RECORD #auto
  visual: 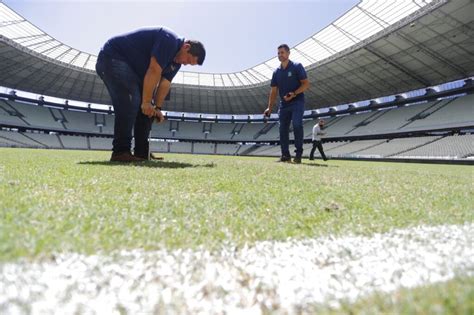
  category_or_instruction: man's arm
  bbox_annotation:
[264,86,278,116]
[315,125,326,136]
[284,79,310,101]
[152,77,171,123]
[141,56,163,118]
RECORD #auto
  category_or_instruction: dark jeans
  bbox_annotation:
[310,140,327,160]
[95,51,152,157]
[278,101,304,158]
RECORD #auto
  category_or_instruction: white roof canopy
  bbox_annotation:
[0,0,433,87]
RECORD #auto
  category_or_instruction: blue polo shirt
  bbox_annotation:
[270,60,307,106]
[101,27,183,82]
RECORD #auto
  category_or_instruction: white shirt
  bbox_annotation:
[312,124,325,141]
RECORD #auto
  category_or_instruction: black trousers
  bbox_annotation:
[96,51,153,157]
[309,140,327,160]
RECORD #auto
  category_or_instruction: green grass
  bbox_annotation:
[0,147,472,261]
[313,276,474,315]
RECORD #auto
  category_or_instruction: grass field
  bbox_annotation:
[0,147,472,261]
[0,147,472,313]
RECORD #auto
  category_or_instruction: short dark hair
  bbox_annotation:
[186,40,206,65]
[278,44,290,52]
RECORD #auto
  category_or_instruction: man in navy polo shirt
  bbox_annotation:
[96,27,205,162]
[264,44,310,164]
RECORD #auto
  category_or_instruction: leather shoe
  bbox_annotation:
[110,152,146,162]
[150,153,164,160]
[278,156,291,162]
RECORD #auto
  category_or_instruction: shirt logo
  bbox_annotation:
[288,71,292,77]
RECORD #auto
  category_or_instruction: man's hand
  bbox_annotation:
[263,107,272,117]
[283,92,296,102]
[141,102,156,118]
[154,108,165,123]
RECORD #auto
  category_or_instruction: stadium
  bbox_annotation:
[0,0,473,313]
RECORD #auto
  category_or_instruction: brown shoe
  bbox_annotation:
[150,153,164,160]
[278,156,292,163]
[110,152,146,162]
[133,153,164,161]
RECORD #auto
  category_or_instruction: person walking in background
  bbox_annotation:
[96,27,205,162]
[309,119,328,161]
[263,44,310,164]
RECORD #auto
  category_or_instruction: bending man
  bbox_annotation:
[96,27,205,162]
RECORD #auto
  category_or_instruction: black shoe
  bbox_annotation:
[278,156,291,162]
[293,157,302,164]
[323,157,329,161]
[309,157,314,161]
[110,152,146,162]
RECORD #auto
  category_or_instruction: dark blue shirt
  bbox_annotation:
[102,27,183,82]
[270,60,307,105]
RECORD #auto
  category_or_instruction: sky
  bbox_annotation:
[3,0,359,73]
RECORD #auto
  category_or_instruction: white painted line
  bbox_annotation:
[1,224,473,314]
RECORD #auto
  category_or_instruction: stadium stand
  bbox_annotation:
[169,142,193,154]
[1,90,473,162]
[4,93,472,142]
[59,135,89,150]
[193,143,216,155]
[215,143,241,156]
[395,134,474,159]
[89,137,112,150]
[25,132,63,149]
[352,136,443,158]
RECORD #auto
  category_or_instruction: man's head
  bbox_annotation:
[277,44,290,63]
[319,119,325,127]
[174,40,206,66]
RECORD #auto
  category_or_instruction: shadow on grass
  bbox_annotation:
[302,162,336,168]
[78,160,215,169]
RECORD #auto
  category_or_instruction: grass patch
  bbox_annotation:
[0,148,472,261]
[314,276,474,315]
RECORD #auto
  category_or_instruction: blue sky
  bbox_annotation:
[4,0,358,73]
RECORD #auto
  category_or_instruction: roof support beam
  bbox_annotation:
[356,5,389,28]
[0,20,24,27]
[248,68,268,82]
[399,32,468,77]
[83,54,92,68]
[69,51,82,65]
[311,37,337,54]
[37,42,63,55]
[332,23,360,44]
[293,47,316,63]
[11,34,44,42]
[25,38,54,48]
[242,70,261,85]
[54,47,73,61]
[364,46,431,86]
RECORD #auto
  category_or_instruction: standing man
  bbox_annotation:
[264,44,310,164]
[309,119,328,161]
[96,27,205,162]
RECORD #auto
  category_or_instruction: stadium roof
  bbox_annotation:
[0,0,473,114]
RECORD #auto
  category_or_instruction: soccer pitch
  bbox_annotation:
[0,147,472,313]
